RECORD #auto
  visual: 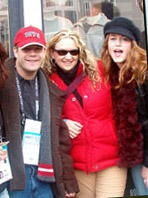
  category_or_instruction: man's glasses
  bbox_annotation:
[54,49,79,56]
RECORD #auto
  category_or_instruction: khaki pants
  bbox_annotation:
[75,166,127,198]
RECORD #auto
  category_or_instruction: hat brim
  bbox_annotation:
[19,42,46,49]
[105,27,135,41]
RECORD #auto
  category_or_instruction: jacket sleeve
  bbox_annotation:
[136,81,148,167]
[59,120,79,194]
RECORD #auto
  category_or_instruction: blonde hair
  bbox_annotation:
[43,29,100,84]
[101,35,147,87]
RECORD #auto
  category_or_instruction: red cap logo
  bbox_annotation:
[14,26,46,49]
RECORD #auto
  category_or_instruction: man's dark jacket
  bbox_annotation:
[0,58,79,197]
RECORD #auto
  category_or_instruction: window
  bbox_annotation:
[42,0,147,56]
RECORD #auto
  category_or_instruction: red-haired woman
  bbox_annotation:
[101,17,147,196]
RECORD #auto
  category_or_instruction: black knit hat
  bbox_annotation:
[104,17,141,43]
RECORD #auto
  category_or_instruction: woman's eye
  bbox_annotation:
[110,37,116,40]
[122,37,130,41]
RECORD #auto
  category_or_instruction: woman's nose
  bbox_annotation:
[115,39,121,45]
[65,52,73,59]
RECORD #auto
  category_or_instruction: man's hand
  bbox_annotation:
[65,192,76,198]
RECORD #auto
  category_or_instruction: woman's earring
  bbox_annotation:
[51,58,56,66]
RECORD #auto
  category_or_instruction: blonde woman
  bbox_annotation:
[44,29,144,198]
[101,17,147,196]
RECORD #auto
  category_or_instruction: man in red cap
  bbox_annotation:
[0,26,78,197]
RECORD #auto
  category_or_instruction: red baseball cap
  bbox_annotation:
[13,26,46,49]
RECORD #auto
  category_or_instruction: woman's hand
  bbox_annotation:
[0,146,7,161]
[141,166,148,188]
[63,119,83,139]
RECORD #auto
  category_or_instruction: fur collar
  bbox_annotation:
[111,69,143,167]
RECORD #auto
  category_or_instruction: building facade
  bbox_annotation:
[0,0,147,55]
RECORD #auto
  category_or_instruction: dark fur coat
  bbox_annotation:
[110,66,143,168]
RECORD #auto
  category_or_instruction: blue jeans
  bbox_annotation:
[131,164,148,195]
[0,189,9,198]
[8,165,54,198]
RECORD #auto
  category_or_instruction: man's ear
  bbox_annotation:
[13,47,18,58]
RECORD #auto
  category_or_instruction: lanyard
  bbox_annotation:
[16,73,39,124]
